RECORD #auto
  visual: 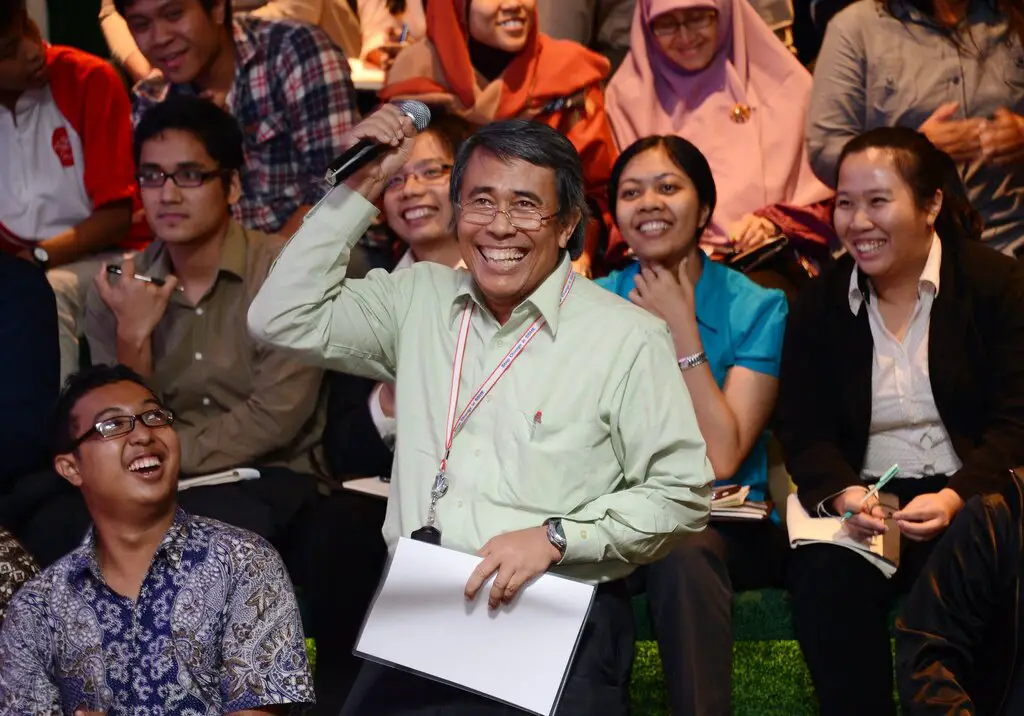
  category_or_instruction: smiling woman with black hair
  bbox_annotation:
[777,126,1024,715]
[597,134,789,715]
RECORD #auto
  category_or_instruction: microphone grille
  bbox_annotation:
[394,100,432,132]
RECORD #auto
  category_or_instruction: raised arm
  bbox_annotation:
[247,106,420,380]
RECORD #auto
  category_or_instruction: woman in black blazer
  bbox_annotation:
[776,127,1024,716]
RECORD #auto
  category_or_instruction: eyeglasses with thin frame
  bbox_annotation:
[71,408,175,450]
[384,162,453,193]
[650,9,718,37]
[457,201,559,232]
[136,168,230,189]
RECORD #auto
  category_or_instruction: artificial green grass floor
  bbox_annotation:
[631,640,818,716]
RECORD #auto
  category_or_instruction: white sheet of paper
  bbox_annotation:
[348,59,385,91]
[355,537,596,716]
[342,476,390,500]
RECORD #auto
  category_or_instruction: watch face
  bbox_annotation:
[32,247,49,264]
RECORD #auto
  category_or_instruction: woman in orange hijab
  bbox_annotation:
[381,0,619,277]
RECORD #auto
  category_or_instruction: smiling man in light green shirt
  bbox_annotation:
[249,106,712,715]
[250,105,712,577]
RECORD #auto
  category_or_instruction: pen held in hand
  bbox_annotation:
[840,464,899,525]
[106,264,183,290]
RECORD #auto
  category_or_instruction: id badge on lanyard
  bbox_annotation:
[411,266,575,544]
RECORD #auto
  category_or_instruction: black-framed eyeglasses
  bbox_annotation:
[385,162,453,192]
[71,408,175,450]
[457,203,559,232]
[650,9,718,37]
[137,168,229,189]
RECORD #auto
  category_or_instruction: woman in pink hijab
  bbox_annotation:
[606,0,831,259]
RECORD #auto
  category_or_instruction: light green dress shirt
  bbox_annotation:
[248,186,713,582]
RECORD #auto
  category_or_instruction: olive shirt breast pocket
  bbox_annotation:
[499,410,609,512]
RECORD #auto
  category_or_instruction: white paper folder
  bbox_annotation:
[354,537,597,715]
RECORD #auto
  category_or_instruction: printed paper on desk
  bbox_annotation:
[354,537,597,715]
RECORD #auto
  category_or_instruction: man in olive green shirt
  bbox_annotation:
[249,108,712,715]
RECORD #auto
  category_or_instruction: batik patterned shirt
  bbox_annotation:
[0,510,313,714]
[0,528,37,626]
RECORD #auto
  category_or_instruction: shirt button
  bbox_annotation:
[196,308,204,316]
[202,397,211,406]
[457,500,464,508]
[474,449,481,457]
[194,352,203,361]
[580,529,588,540]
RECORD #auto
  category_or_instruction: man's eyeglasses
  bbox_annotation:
[385,162,453,193]
[137,168,229,189]
[458,202,558,232]
[650,9,718,37]
[71,408,175,450]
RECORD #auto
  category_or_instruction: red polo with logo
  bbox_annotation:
[0,45,144,252]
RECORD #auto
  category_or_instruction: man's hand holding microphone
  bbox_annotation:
[334,102,428,202]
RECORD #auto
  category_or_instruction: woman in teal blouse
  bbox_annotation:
[597,135,789,715]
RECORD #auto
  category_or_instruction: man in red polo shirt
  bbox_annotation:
[0,0,138,382]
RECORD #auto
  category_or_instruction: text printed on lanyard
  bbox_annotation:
[424,265,575,529]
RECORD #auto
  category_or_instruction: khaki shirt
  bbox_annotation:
[85,220,326,477]
[248,187,713,583]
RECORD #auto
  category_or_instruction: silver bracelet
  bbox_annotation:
[678,351,708,371]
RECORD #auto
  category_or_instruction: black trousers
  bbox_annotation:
[631,519,789,716]
[788,475,949,716]
[338,582,635,716]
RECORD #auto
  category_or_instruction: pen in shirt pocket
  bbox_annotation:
[530,410,542,438]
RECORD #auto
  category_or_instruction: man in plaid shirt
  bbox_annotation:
[120,0,359,236]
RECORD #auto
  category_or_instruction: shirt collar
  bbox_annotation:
[691,252,719,335]
[133,18,251,103]
[232,16,260,71]
[453,252,573,334]
[149,219,249,283]
[848,233,942,315]
[69,508,191,585]
[617,254,719,334]
[395,249,417,271]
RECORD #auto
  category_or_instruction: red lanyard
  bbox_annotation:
[425,265,575,527]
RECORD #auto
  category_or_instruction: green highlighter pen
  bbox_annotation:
[840,464,899,525]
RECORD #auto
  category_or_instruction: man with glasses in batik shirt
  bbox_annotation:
[0,364,314,714]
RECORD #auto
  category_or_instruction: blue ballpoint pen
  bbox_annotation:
[840,464,899,524]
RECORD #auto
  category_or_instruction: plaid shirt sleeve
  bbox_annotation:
[275,25,360,207]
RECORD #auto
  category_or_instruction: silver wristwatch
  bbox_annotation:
[543,518,567,558]
[678,351,708,371]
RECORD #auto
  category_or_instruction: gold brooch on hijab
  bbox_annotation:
[729,104,752,123]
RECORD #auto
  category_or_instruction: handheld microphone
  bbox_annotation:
[324,100,432,186]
